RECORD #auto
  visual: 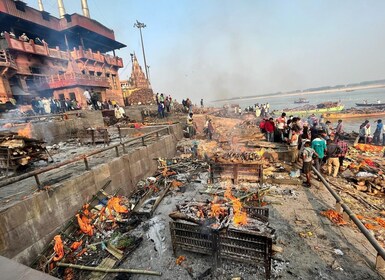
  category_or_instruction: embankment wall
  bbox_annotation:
[0,124,183,265]
[10,111,104,144]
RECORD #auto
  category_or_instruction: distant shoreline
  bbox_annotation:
[211,84,385,103]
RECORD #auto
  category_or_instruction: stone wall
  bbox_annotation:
[10,111,104,144]
[0,124,183,265]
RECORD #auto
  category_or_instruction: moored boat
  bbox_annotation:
[276,102,344,116]
[294,98,309,104]
[325,109,385,119]
[355,103,385,108]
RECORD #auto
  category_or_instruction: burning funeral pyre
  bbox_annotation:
[169,182,275,279]
[32,181,149,278]
[33,158,210,279]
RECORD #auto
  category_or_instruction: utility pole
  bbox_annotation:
[134,20,149,81]
[146,65,151,83]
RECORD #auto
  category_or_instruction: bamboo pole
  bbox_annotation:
[56,262,162,276]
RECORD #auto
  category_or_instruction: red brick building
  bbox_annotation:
[0,0,126,107]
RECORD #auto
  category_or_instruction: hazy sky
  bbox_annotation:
[27,0,385,103]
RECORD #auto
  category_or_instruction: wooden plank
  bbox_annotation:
[247,141,287,149]
[266,177,303,185]
[86,257,116,280]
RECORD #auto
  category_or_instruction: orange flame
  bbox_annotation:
[18,123,32,138]
[210,196,226,218]
[224,187,247,226]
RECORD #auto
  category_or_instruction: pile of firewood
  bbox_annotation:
[0,132,48,171]
[169,198,275,235]
[213,151,263,163]
[127,88,154,105]
[347,173,385,195]
[344,144,385,195]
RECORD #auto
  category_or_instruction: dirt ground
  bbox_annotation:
[104,167,384,280]
[2,112,385,280]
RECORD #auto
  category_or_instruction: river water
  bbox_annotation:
[216,87,385,133]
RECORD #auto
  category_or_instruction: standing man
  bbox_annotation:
[323,121,332,140]
[326,139,341,177]
[207,119,214,140]
[373,119,383,145]
[264,118,275,142]
[187,113,197,138]
[288,128,300,163]
[90,89,98,110]
[276,113,287,142]
[200,99,204,108]
[383,121,385,146]
[83,88,91,108]
[311,134,327,172]
[336,137,348,172]
[334,119,344,142]
[359,123,371,144]
[302,140,318,187]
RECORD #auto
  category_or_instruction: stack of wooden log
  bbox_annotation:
[344,144,385,195]
[0,131,48,171]
[213,151,264,164]
[127,88,154,105]
[348,173,385,195]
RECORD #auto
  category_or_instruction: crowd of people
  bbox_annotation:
[31,97,80,114]
[1,31,47,46]
[257,112,383,187]
[155,93,174,118]
[358,119,384,146]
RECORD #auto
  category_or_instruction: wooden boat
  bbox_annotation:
[277,102,344,116]
[294,98,309,104]
[356,103,385,108]
[325,109,385,119]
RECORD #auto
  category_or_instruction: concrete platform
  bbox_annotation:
[0,256,58,280]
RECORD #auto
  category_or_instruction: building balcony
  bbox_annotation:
[32,73,110,90]
[71,47,123,68]
[0,33,69,60]
[1,34,123,68]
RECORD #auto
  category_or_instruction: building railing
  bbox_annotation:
[0,127,171,189]
[71,47,123,67]
[32,73,110,90]
[0,49,17,70]
[1,33,123,67]
[1,33,69,60]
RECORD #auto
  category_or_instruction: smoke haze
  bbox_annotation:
[27,0,385,104]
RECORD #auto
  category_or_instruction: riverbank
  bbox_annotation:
[212,84,385,103]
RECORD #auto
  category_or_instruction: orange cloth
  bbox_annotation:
[354,144,384,153]
[70,240,83,251]
[375,217,385,228]
[107,197,128,214]
[76,214,93,236]
[53,235,64,261]
[320,209,347,225]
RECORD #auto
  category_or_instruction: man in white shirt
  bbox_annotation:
[83,89,91,104]
[114,105,126,120]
